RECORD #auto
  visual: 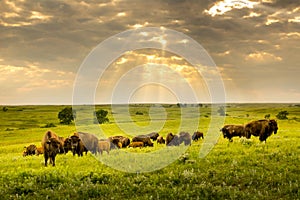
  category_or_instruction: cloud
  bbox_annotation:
[245,51,282,63]
[204,0,259,17]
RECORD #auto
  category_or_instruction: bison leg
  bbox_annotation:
[44,153,49,166]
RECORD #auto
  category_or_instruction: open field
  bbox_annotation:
[0,104,299,199]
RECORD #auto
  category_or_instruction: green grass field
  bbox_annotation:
[0,104,299,199]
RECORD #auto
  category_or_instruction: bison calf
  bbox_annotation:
[98,140,110,155]
[157,136,165,144]
[128,141,144,148]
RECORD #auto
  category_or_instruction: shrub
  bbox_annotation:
[276,111,289,120]
[41,123,57,128]
[94,109,109,124]
[2,107,8,112]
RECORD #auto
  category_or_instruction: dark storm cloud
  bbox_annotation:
[0,0,299,103]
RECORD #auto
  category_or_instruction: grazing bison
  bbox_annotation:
[220,125,245,142]
[77,132,99,154]
[98,140,110,155]
[132,135,154,147]
[245,119,278,142]
[145,132,160,141]
[42,130,61,166]
[192,131,204,141]
[166,133,180,146]
[108,136,126,149]
[35,146,44,156]
[178,132,192,146]
[128,141,144,148]
[157,136,165,144]
[23,144,37,156]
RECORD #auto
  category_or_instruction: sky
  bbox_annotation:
[0,0,300,105]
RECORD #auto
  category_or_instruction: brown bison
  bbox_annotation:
[220,125,245,142]
[35,146,44,156]
[108,136,128,149]
[58,136,66,154]
[132,135,154,147]
[98,140,110,155]
[23,144,37,156]
[192,131,204,141]
[42,130,61,166]
[128,141,144,148]
[145,132,160,141]
[157,136,165,144]
[69,134,87,157]
[77,132,99,154]
[178,132,192,146]
[166,133,180,146]
[63,137,72,154]
[245,119,278,142]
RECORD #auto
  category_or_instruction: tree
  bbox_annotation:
[276,110,289,120]
[2,107,8,112]
[58,107,75,124]
[94,109,109,124]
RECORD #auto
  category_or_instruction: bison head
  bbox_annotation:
[269,120,278,134]
[70,135,81,150]
[46,138,61,153]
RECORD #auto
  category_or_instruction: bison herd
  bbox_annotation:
[221,119,278,142]
[22,119,278,166]
[22,130,205,166]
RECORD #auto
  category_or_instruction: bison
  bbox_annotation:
[69,134,87,157]
[77,132,99,154]
[98,140,110,155]
[35,146,44,156]
[245,119,278,142]
[23,144,37,156]
[42,130,61,166]
[145,132,160,141]
[178,132,192,146]
[192,131,204,141]
[166,133,180,146]
[58,136,66,154]
[157,136,165,144]
[63,137,72,154]
[132,135,154,147]
[128,141,144,148]
[108,136,130,148]
[220,125,245,142]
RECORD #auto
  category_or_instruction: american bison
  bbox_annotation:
[77,132,99,154]
[108,136,130,148]
[192,131,204,141]
[23,144,37,156]
[63,137,72,154]
[220,125,245,142]
[157,136,165,144]
[166,133,180,146]
[178,132,192,146]
[145,132,160,141]
[128,141,144,148]
[42,130,61,166]
[245,119,278,142]
[58,136,66,154]
[69,134,87,157]
[35,146,44,156]
[98,140,110,155]
[132,135,154,147]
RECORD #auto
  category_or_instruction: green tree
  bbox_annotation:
[2,106,8,112]
[94,109,109,124]
[276,110,289,120]
[58,107,75,124]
